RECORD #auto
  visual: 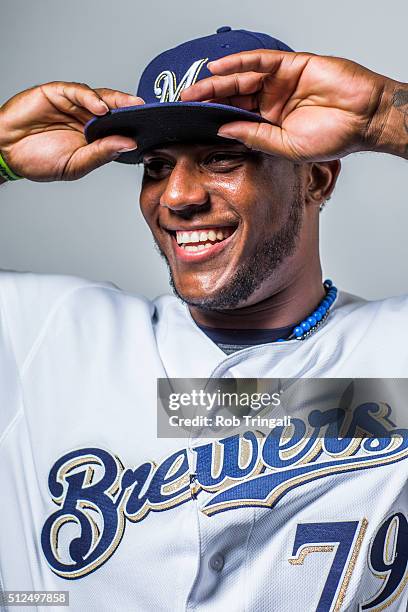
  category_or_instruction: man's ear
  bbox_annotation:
[305,160,341,207]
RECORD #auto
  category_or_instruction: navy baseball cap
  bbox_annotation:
[85,27,293,164]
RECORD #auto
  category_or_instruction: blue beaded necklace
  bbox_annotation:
[276,279,338,342]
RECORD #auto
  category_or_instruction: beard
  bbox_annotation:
[154,175,304,310]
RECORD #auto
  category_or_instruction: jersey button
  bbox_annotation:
[209,553,225,572]
[216,26,232,34]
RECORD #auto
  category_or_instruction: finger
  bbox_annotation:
[63,135,138,180]
[206,94,260,112]
[217,121,294,159]
[42,82,111,117]
[207,49,295,76]
[181,72,264,102]
[94,88,145,109]
[57,105,94,125]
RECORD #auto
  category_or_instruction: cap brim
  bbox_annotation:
[84,102,268,164]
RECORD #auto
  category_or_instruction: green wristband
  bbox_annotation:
[0,152,22,181]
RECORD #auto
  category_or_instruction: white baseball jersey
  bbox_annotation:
[0,270,407,611]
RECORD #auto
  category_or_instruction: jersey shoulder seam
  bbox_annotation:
[20,282,124,378]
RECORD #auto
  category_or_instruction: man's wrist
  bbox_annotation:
[368,80,408,159]
[0,151,22,181]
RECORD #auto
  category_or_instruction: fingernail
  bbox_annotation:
[118,145,138,152]
[217,129,235,140]
[99,100,109,112]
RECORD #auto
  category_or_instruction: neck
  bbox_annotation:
[189,272,326,330]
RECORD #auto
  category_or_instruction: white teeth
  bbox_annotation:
[175,227,235,246]
[185,245,198,252]
[204,243,212,249]
[197,244,205,251]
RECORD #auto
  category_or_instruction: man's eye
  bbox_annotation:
[143,160,172,178]
[205,153,245,167]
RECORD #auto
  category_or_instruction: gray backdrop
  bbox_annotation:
[1,0,406,300]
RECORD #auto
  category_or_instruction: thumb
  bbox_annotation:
[66,135,137,179]
[218,121,289,158]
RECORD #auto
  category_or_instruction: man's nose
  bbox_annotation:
[160,161,208,212]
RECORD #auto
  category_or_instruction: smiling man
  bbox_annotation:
[141,142,314,316]
[0,26,408,612]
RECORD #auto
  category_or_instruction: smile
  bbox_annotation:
[167,226,238,262]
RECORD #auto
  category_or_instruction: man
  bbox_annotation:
[0,27,407,611]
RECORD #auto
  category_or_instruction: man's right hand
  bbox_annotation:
[0,82,141,181]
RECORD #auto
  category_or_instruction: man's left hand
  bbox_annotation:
[181,50,407,161]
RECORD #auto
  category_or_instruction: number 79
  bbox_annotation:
[289,516,408,611]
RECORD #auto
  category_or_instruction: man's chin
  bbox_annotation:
[168,271,262,311]
[169,281,231,310]
[153,241,234,307]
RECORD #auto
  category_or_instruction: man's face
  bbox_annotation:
[139,141,305,310]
